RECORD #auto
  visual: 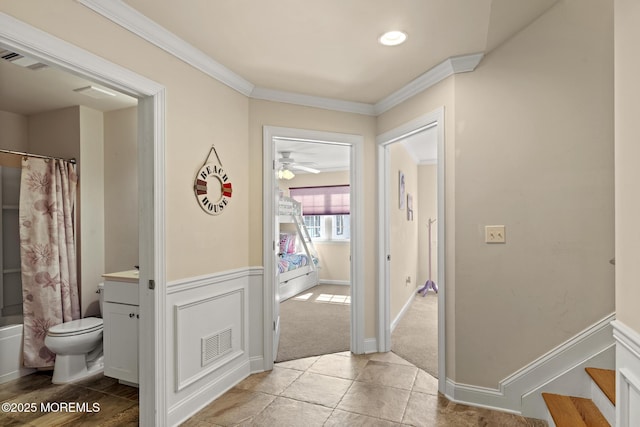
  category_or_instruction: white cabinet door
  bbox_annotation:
[103,302,138,384]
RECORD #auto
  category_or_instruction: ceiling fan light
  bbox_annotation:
[278,169,295,180]
[378,30,407,46]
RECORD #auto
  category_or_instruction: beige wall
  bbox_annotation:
[280,170,350,283]
[615,0,640,333]
[0,110,28,151]
[452,0,613,388]
[418,164,437,288]
[390,143,419,319]
[104,107,138,273]
[1,0,251,281]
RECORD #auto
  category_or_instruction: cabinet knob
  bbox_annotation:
[129,313,134,318]
[136,314,139,319]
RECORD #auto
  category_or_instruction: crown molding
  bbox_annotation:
[373,52,484,115]
[78,0,255,96]
[79,0,483,116]
[250,87,376,116]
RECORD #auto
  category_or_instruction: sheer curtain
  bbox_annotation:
[19,157,79,368]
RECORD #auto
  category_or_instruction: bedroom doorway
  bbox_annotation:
[377,108,446,393]
[263,127,364,370]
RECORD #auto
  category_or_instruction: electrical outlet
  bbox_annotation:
[485,225,506,243]
[406,276,411,286]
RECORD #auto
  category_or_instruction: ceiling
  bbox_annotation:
[0,0,558,168]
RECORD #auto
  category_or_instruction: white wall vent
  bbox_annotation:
[201,327,233,366]
[0,49,48,70]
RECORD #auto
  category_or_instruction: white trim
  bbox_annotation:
[390,286,420,333]
[445,313,615,415]
[250,87,375,116]
[613,320,640,427]
[373,53,483,115]
[79,0,254,96]
[78,0,482,116]
[167,266,263,293]
[318,280,350,286]
[263,126,365,370]
[0,12,167,426]
[377,108,446,394]
[363,338,378,354]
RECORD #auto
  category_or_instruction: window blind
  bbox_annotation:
[289,185,350,215]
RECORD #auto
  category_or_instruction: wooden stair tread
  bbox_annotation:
[542,393,610,427]
[585,367,616,405]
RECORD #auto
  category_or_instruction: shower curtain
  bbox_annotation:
[19,157,79,368]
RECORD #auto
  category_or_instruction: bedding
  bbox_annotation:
[278,253,317,274]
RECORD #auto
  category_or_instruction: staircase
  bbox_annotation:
[542,367,615,426]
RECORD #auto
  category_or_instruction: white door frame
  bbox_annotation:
[263,126,364,370]
[377,108,446,392]
[0,13,167,426]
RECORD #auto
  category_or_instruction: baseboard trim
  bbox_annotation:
[446,313,615,414]
[390,287,419,333]
[318,280,350,286]
[168,359,250,426]
[364,338,378,354]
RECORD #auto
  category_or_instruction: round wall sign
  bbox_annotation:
[194,163,233,215]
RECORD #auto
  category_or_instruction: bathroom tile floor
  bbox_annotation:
[0,352,548,426]
[183,351,548,427]
[0,370,138,426]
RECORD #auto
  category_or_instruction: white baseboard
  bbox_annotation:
[445,313,615,415]
[612,320,640,427]
[364,338,378,354]
[390,287,420,333]
[318,280,350,286]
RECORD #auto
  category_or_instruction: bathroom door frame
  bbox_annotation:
[0,14,167,426]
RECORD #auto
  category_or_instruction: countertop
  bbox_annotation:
[102,269,139,284]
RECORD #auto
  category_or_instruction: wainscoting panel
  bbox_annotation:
[613,320,640,427]
[166,267,263,426]
[174,288,244,391]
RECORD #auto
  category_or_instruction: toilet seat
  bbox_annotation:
[47,317,103,337]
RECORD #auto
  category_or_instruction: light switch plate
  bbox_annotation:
[485,225,506,243]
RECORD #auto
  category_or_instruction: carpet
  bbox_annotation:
[391,291,439,378]
[275,284,350,362]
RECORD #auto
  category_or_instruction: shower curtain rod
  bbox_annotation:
[0,149,76,164]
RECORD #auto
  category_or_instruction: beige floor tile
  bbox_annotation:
[249,396,333,426]
[337,381,410,423]
[275,356,320,371]
[356,360,418,390]
[413,369,439,395]
[325,409,403,426]
[235,366,303,395]
[193,388,275,426]
[281,372,352,408]
[368,351,416,366]
[307,353,369,380]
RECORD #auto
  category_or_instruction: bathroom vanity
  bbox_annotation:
[102,269,139,385]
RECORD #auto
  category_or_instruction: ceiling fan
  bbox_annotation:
[277,151,320,174]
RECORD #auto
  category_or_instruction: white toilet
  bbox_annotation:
[44,283,104,384]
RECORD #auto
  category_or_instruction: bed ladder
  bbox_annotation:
[293,214,319,272]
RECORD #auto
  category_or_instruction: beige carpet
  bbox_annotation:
[391,291,439,378]
[275,284,350,362]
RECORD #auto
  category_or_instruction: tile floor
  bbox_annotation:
[183,351,547,427]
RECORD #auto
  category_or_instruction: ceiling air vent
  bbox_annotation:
[0,49,48,70]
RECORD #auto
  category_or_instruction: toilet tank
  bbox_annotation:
[97,282,104,316]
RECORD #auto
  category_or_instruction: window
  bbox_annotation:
[290,185,350,242]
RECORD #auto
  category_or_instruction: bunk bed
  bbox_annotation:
[278,196,319,301]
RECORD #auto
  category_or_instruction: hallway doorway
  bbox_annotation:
[377,108,446,392]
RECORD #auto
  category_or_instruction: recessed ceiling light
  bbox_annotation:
[378,30,407,46]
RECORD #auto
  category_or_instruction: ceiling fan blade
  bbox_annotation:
[292,164,320,174]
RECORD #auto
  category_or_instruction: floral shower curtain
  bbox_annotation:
[20,157,79,368]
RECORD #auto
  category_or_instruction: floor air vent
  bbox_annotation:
[202,328,232,366]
